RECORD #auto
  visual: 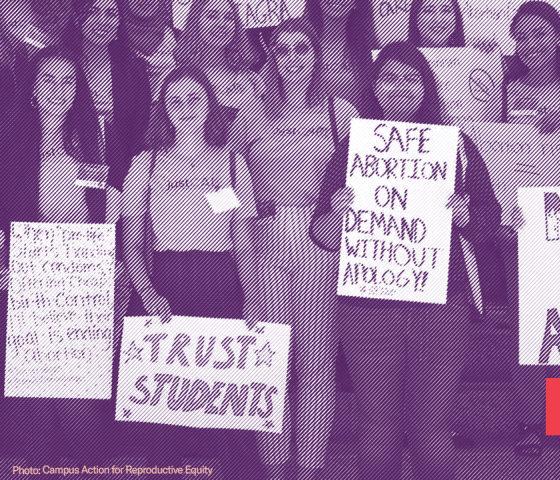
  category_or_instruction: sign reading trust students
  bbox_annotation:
[519,187,560,365]
[115,317,291,433]
[5,223,115,399]
[338,119,458,304]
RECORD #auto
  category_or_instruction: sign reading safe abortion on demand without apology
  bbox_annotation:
[116,317,291,433]
[5,222,115,399]
[339,119,459,304]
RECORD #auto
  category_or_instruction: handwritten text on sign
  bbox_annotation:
[5,223,115,399]
[338,119,458,304]
[172,0,305,30]
[115,317,291,433]
[519,188,560,365]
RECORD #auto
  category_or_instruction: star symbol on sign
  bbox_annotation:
[124,341,143,363]
[264,420,274,429]
[144,318,153,327]
[123,409,132,418]
[255,326,265,334]
[255,341,275,367]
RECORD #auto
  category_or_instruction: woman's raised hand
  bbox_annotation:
[331,186,355,215]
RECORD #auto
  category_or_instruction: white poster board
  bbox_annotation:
[172,0,305,30]
[5,223,115,399]
[461,122,560,226]
[337,118,458,304]
[372,0,560,55]
[519,187,560,365]
[115,317,291,433]
[371,48,503,126]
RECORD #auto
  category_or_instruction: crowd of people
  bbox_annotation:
[0,0,558,479]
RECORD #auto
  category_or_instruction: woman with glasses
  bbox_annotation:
[310,41,501,480]
[231,17,359,480]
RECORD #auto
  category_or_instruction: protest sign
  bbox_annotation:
[372,0,560,55]
[5,223,115,399]
[115,317,291,433]
[460,122,560,226]
[172,0,305,29]
[518,187,560,365]
[337,118,458,304]
[371,48,503,125]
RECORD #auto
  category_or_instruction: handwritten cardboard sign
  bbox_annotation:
[518,187,560,365]
[5,223,115,399]
[337,118,458,304]
[461,122,560,226]
[172,0,304,30]
[115,317,291,433]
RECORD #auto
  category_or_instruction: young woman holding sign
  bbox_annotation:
[122,66,262,479]
[310,41,501,480]
[0,46,120,468]
[498,0,560,457]
[230,17,359,480]
[174,0,263,114]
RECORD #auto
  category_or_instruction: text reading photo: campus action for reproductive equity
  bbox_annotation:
[12,464,215,476]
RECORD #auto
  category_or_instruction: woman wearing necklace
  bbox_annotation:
[174,0,263,116]
[0,45,115,468]
[230,17,359,480]
[122,66,263,479]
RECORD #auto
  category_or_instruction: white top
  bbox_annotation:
[38,151,89,224]
[123,148,258,252]
[137,26,178,101]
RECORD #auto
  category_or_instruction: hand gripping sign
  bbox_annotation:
[338,118,458,304]
[5,222,115,399]
[115,317,291,433]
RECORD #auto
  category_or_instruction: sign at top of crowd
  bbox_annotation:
[371,48,503,125]
[5,222,115,400]
[338,118,458,304]
[172,0,305,30]
[518,187,560,365]
[460,122,560,226]
[115,316,291,433]
[372,0,560,55]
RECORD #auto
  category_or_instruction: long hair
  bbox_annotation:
[145,66,230,151]
[362,41,444,124]
[61,0,126,58]
[174,0,258,72]
[261,17,324,118]
[408,0,466,47]
[22,45,103,164]
[508,1,560,80]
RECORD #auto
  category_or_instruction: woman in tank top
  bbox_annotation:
[0,45,119,468]
[230,17,359,480]
[174,0,263,116]
[122,66,263,480]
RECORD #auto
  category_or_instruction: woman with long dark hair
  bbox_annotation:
[310,41,501,480]
[303,0,371,112]
[498,0,560,457]
[407,0,466,48]
[174,0,263,113]
[0,45,115,467]
[122,66,262,479]
[230,17,359,480]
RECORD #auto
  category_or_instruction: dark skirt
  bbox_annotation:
[132,250,263,480]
